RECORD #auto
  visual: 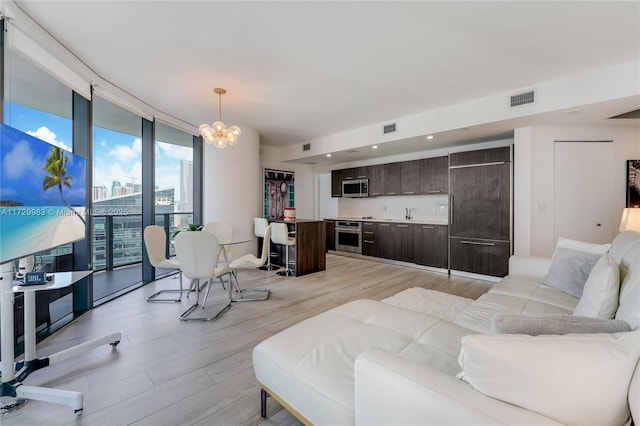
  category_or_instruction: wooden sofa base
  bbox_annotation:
[259,383,311,426]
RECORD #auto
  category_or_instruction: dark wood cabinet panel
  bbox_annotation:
[362,222,377,256]
[413,224,448,268]
[449,237,510,277]
[342,167,367,181]
[331,169,344,197]
[367,164,385,197]
[376,223,393,258]
[383,163,402,196]
[325,220,335,251]
[449,146,511,167]
[449,146,512,277]
[402,160,420,195]
[376,222,412,261]
[450,162,511,241]
[420,156,448,194]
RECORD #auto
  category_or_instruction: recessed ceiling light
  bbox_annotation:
[326,153,332,157]
[372,145,378,149]
[426,135,434,140]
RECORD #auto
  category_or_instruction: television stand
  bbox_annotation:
[0,264,121,414]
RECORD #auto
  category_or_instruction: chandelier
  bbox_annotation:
[199,88,241,149]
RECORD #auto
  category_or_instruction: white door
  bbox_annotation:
[554,141,617,245]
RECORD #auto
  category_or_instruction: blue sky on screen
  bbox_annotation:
[4,102,192,202]
[0,123,86,206]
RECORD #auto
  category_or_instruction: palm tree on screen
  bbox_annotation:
[42,146,86,225]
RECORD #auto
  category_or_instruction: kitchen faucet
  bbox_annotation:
[405,208,414,220]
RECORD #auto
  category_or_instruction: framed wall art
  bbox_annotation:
[627,160,640,208]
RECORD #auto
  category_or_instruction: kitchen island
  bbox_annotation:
[272,219,326,276]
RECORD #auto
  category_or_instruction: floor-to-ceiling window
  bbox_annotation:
[154,122,194,257]
[3,47,78,331]
[91,96,143,302]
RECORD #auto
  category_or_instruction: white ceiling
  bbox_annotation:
[11,1,640,162]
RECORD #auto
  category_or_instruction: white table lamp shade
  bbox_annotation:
[619,208,640,232]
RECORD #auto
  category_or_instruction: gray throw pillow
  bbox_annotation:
[491,314,631,336]
[540,247,601,298]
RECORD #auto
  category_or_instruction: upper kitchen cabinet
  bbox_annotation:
[383,162,402,196]
[449,146,511,167]
[401,160,420,195]
[420,156,448,194]
[367,164,385,197]
[343,167,368,181]
[331,169,345,198]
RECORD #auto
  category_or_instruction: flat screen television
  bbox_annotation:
[0,123,86,265]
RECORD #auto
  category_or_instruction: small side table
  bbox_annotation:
[1,266,121,415]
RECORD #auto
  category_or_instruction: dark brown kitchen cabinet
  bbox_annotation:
[449,146,511,167]
[420,156,448,194]
[449,146,512,277]
[362,222,377,256]
[413,224,448,268]
[402,160,420,195]
[383,163,402,196]
[325,220,335,251]
[449,237,510,277]
[331,169,344,197]
[343,167,368,180]
[377,222,413,261]
[367,164,384,197]
[449,161,511,241]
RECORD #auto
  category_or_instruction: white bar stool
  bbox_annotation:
[254,218,280,271]
[271,222,296,277]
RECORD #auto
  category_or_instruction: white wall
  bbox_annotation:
[203,127,261,258]
[515,125,640,257]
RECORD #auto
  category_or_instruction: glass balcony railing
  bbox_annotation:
[91,212,194,271]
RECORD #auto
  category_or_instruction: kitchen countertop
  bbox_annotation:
[324,217,448,225]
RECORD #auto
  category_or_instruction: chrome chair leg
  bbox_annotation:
[146,271,184,302]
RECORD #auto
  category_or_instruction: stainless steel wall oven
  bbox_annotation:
[335,221,362,253]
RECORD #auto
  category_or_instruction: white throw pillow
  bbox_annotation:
[616,251,640,329]
[457,331,640,425]
[573,253,620,319]
[540,238,611,298]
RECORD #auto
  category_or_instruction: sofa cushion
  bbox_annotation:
[491,313,631,335]
[541,247,602,298]
[253,299,475,425]
[454,278,578,333]
[572,253,620,319]
[457,331,640,425]
[610,231,640,282]
[616,251,640,329]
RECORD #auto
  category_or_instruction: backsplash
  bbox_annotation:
[338,194,449,221]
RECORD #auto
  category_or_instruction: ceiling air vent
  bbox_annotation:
[383,123,396,134]
[510,90,535,107]
[303,143,311,151]
[304,161,318,165]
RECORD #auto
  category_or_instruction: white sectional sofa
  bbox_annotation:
[253,231,640,425]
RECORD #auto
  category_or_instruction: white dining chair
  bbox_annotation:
[143,225,183,302]
[271,222,296,277]
[203,222,234,264]
[228,225,272,301]
[174,231,232,321]
[253,218,279,271]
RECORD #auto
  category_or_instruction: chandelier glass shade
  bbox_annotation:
[199,88,241,149]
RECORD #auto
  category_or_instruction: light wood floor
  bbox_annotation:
[2,254,493,426]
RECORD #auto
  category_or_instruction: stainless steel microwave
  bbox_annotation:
[342,179,369,198]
